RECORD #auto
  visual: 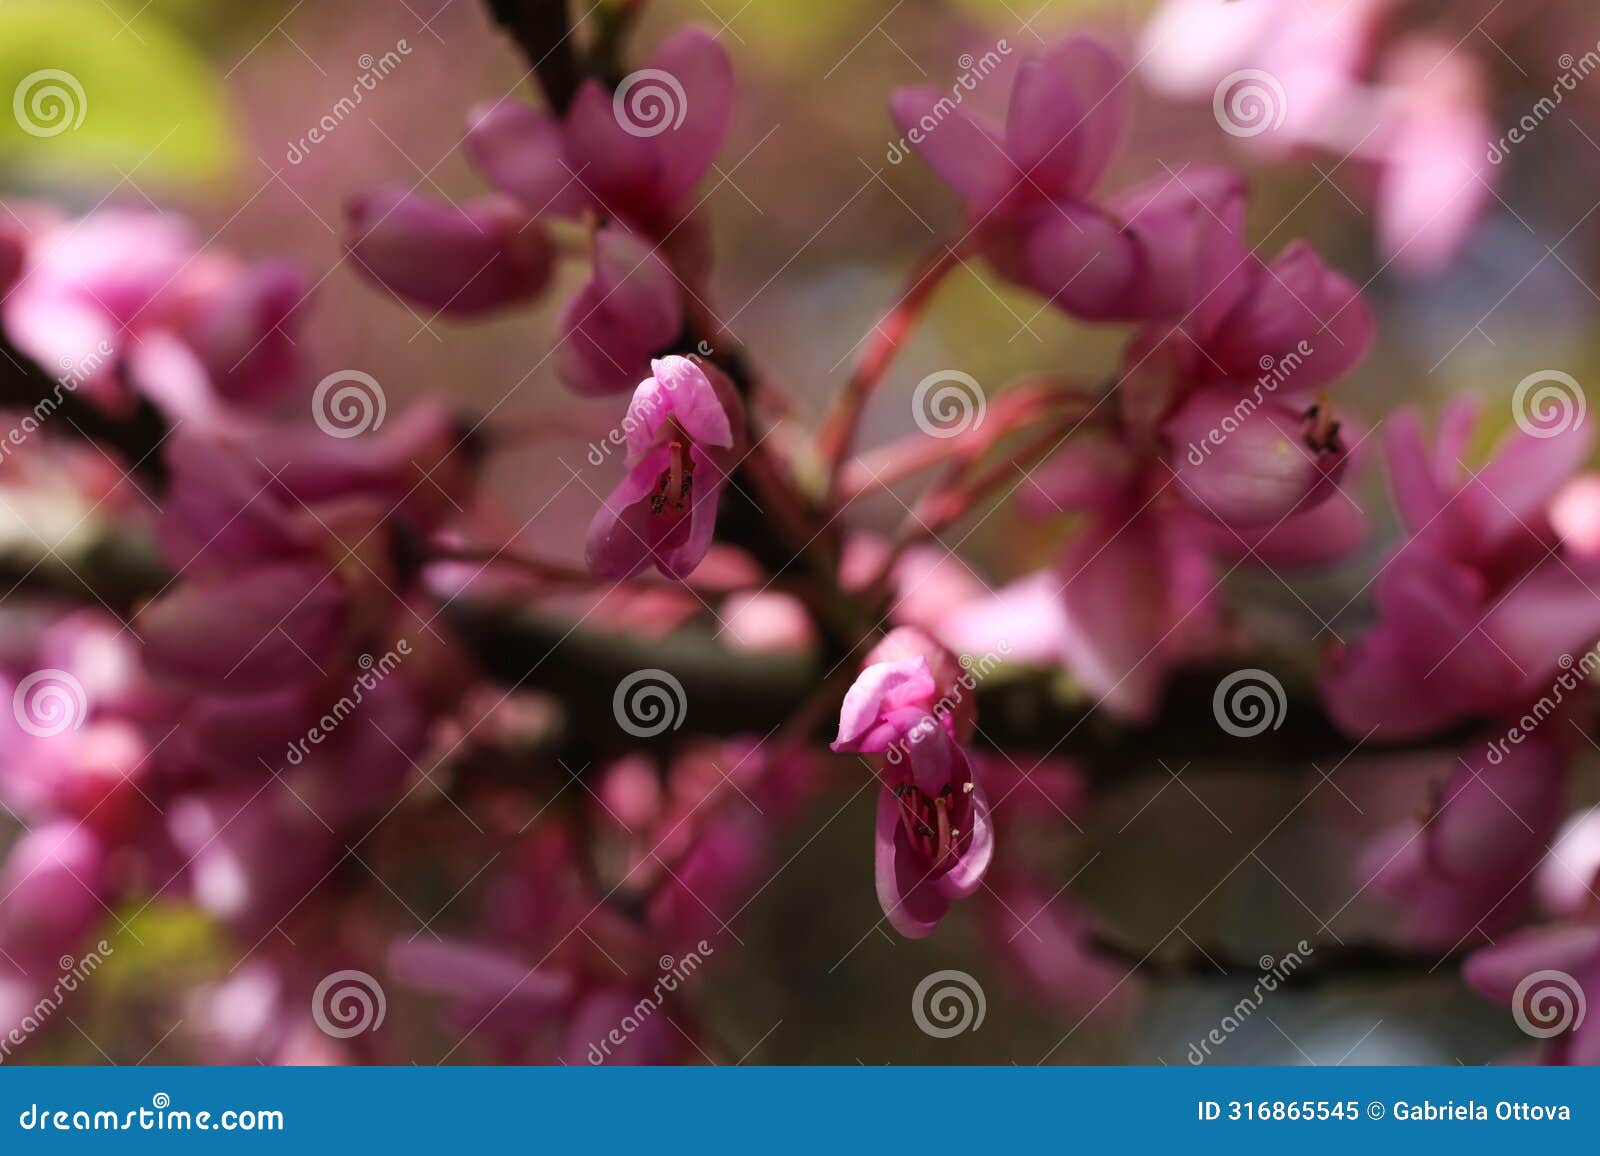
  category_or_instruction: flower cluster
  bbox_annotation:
[0,0,1594,1069]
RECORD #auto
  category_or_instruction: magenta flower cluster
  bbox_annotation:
[0,5,1593,1067]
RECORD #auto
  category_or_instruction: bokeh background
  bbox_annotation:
[4,0,1600,1063]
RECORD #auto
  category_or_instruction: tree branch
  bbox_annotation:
[485,0,584,113]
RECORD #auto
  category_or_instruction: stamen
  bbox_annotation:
[1302,395,1343,454]
[649,439,696,515]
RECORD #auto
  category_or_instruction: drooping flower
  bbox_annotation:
[585,355,743,580]
[832,628,992,939]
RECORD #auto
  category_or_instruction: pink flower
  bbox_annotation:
[2,207,305,418]
[1323,399,1600,739]
[557,228,683,396]
[832,629,993,939]
[466,28,733,239]
[1358,733,1569,947]
[891,38,1241,321]
[1127,241,1374,405]
[1464,920,1600,1064]
[1163,385,1347,527]
[585,355,742,580]
[1540,809,1600,919]
[1373,37,1495,275]
[1139,0,1494,273]
[982,874,1136,1025]
[345,190,553,317]
[0,822,108,975]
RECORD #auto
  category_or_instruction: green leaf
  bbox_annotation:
[0,0,235,190]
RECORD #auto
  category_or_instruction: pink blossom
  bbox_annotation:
[1465,919,1600,1064]
[833,629,992,939]
[586,355,742,580]
[2,207,305,418]
[1357,733,1569,947]
[467,28,733,239]
[345,190,553,316]
[1323,399,1599,738]
[1139,0,1494,272]
[891,38,1239,321]
[556,227,683,396]
[1163,385,1347,527]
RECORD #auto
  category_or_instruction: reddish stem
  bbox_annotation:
[816,245,964,497]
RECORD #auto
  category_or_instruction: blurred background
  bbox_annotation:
[4,0,1600,1063]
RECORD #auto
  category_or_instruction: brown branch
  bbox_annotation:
[1090,932,1466,989]
[484,0,584,113]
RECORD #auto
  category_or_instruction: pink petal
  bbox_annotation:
[832,658,936,752]
[1463,925,1600,1005]
[889,87,1016,210]
[874,790,951,939]
[345,189,551,317]
[1005,38,1125,199]
[141,561,347,693]
[465,100,586,217]
[649,27,735,201]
